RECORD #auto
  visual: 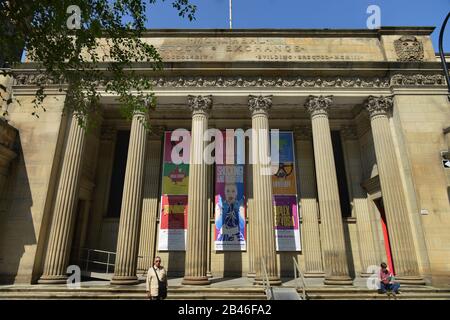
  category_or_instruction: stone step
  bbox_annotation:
[1,291,449,300]
[306,292,450,300]
[0,293,267,300]
[1,285,449,300]
[0,286,266,294]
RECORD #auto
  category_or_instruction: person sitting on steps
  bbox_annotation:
[378,262,400,297]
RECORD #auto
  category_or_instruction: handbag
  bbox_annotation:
[153,267,167,299]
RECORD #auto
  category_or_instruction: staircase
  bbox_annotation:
[0,285,449,300]
[0,285,267,300]
[3,256,447,300]
[303,287,450,300]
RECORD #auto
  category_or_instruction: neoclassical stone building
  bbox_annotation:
[0,28,449,287]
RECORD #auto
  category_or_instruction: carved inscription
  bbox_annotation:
[146,37,380,62]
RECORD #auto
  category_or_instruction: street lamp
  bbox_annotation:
[438,11,450,101]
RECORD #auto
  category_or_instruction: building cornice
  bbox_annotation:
[137,27,435,38]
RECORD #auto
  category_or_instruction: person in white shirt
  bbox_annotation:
[146,256,167,300]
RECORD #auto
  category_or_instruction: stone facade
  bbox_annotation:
[1,27,449,287]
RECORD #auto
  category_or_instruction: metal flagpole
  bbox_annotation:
[229,0,232,29]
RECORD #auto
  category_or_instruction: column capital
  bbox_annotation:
[293,126,312,140]
[188,95,213,115]
[248,95,272,115]
[131,109,147,118]
[365,95,394,118]
[304,95,333,118]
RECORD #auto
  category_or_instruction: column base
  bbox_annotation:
[395,275,426,285]
[182,276,211,285]
[324,276,353,286]
[360,272,372,278]
[247,272,256,278]
[254,276,282,286]
[304,272,325,278]
[38,275,68,284]
[110,275,139,285]
[206,271,213,279]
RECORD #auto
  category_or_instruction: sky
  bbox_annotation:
[144,0,450,52]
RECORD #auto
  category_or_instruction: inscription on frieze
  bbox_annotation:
[144,37,384,62]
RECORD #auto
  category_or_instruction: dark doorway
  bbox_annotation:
[70,200,84,266]
[106,130,130,217]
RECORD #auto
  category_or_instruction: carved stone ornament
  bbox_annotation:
[390,74,445,86]
[340,125,358,140]
[248,95,272,115]
[394,36,424,62]
[13,73,447,88]
[148,125,166,138]
[304,95,333,117]
[365,95,394,118]
[147,76,391,89]
[187,95,213,115]
[293,126,312,140]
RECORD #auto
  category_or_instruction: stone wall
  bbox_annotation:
[0,93,67,284]
[393,93,450,285]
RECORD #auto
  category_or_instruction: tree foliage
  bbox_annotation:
[0,0,196,128]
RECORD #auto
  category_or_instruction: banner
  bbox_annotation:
[273,195,301,251]
[158,131,190,251]
[162,163,189,195]
[214,165,246,251]
[272,132,296,195]
[158,195,187,251]
[271,132,301,251]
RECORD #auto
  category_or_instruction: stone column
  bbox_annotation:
[304,95,352,285]
[39,113,87,283]
[341,125,379,277]
[365,96,423,284]
[206,162,213,278]
[0,118,17,194]
[249,95,281,285]
[244,133,256,278]
[111,111,148,285]
[246,156,256,278]
[294,126,325,278]
[182,95,212,285]
[137,133,163,274]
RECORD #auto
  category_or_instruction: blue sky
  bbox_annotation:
[145,0,450,52]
